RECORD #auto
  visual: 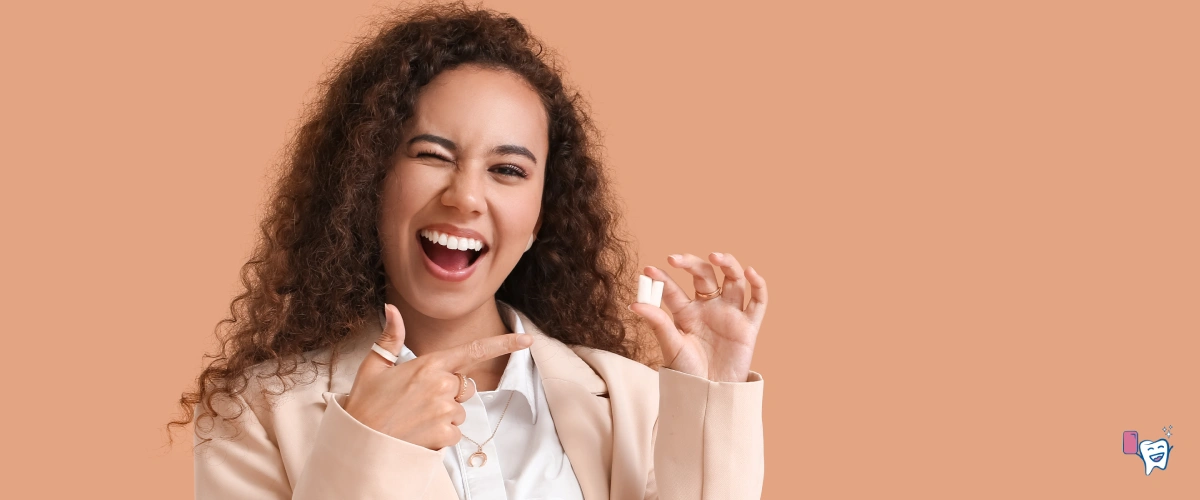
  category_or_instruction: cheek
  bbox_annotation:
[381,164,438,228]
[489,188,542,260]
[507,187,543,232]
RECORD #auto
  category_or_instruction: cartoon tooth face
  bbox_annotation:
[1137,439,1172,475]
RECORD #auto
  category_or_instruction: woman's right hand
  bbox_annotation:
[343,303,532,450]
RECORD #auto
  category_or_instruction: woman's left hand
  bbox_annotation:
[630,253,768,383]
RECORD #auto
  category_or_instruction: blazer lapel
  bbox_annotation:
[511,307,613,500]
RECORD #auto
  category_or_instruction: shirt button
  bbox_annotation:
[483,394,494,401]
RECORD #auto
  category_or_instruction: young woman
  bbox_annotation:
[173,3,768,499]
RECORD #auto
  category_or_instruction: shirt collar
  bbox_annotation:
[390,301,539,423]
[492,306,539,423]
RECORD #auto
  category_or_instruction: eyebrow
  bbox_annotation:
[492,144,538,164]
[408,134,537,164]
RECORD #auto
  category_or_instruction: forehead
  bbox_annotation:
[407,65,549,158]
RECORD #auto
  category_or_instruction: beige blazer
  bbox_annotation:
[193,305,764,499]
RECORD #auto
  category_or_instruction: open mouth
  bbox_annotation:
[417,228,489,280]
[1150,453,1164,462]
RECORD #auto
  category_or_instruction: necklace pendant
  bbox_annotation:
[468,450,488,467]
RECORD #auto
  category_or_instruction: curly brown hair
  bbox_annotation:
[168,1,651,446]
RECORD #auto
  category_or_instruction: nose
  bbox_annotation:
[440,166,486,214]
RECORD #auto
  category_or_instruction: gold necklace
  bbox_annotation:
[461,391,516,467]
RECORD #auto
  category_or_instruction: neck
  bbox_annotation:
[386,293,512,390]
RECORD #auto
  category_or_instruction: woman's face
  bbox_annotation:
[379,64,548,320]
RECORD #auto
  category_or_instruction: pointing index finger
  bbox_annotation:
[433,334,533,372]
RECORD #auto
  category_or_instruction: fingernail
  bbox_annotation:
[669,254,682,262]
[712,252,723,259]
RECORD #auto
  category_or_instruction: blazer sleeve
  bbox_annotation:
[193,391,291,499]
[650,367,765,499]
[193,391,454,499]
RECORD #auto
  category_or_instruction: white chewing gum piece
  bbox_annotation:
[650,280,664,308]
[637,275,652,304]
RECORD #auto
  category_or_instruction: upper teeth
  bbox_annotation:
[421,229,483,251]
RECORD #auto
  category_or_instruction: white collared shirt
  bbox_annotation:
[392,308,584,500]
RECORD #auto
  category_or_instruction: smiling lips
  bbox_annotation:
[418,226,490,282]
[1149,453,1164,462]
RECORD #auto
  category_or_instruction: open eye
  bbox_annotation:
[492,164,529,178]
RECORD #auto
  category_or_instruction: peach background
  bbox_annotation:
[0,0,1195,497]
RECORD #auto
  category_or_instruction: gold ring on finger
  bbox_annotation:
[695,285,723,300]
[453,372,469,403]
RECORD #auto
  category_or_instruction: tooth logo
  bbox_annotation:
[1137,439,1172,476]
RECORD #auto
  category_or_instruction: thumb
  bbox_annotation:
[630,303,685,367]
[360,303,406,378]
